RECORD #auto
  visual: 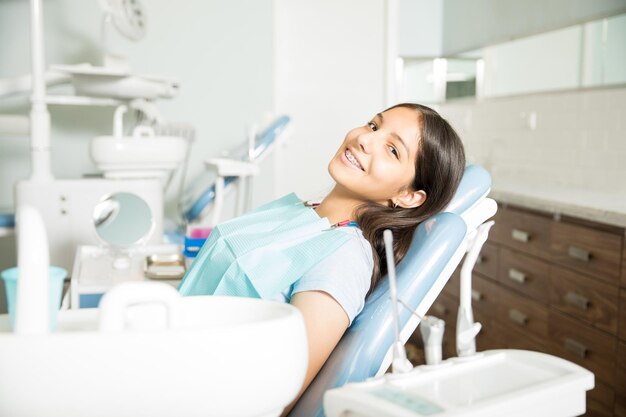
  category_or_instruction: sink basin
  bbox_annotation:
[90,134,188,183]
[0,293,307,417]
[325,349,594,417]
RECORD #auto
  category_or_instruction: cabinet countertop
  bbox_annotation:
[489,180,626,229]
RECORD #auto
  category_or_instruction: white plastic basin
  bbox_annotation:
[325,349,595,417]
[0,293,308,417]
[90,135,187,181]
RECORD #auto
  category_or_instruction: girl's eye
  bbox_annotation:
[368,121,378,131]
[389,145,399,159]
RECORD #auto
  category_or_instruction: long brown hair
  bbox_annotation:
[356,103,466,293]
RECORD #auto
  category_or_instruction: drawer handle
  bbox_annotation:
[564,338,588,358]
[432,303,448,316]
[508,268,527,284]
[567,245,591,262]
[564,291,590,310]
[471,290,482,301]
[511,229,530,243]
[508,309,528,326]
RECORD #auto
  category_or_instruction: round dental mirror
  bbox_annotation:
[93,192,153,247]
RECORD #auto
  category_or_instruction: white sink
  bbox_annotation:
[325,349,594,417]
[0,291,308,417]
[90,134,188,183]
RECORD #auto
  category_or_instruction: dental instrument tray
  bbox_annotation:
[51,64,179,100]
[70,244,183,309]
[144,253,186,280]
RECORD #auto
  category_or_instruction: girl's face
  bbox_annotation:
[328,106,422,205]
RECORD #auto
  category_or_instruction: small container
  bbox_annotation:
[144,254,186,280]
[1,266,67,331]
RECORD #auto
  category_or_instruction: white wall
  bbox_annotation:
[0,0,275,218]
[273,0,387,200]
[398,0,443,57]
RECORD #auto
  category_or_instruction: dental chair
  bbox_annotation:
[288,164,497,417]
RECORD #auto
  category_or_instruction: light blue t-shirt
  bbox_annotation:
[275,227,373,325]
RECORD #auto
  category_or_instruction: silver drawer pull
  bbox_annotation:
[508,309,528,326]
[511,229,530,243]
[432,303,448,316]
[471,290,482,301]
[564,338,588,358]
[476,255,484,265]
[567,245,591,262]
[564,291,590,310]
[508,268,527,284]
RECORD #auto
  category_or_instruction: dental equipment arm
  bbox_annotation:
[204,158,260,226]
[383,230,413,374]
[456,220,494,357]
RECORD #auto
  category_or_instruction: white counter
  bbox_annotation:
[489,181,626,228]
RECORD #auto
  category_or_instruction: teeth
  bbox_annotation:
[345,149,363,170]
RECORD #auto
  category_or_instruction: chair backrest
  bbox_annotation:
[288,165,495,417]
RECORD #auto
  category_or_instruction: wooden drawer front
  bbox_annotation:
[491,206,552,259]
[619,288,626,340]
[442,266,460,300]
[550,266,619,335]
[498,247,550,303]
[474,242,498,280]
[548,311,617,386]
[427,292,458,328]
[496,286,548,341]
[550,221,622,283]
[586,380,616,417]
[472,274,501,316]
[492,319,547,352]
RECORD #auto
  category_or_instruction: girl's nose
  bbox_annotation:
[356,131,374,153]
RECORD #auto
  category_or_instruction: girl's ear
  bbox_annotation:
[394,189,427,209]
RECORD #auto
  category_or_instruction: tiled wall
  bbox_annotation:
[439,87,626,195]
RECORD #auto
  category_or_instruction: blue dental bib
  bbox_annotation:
[178,193,352,299]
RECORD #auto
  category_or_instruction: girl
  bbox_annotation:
[179,103,465,409]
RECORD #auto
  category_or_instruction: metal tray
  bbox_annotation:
[144,253,186,280]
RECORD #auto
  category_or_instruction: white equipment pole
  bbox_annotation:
[29,0,54,181]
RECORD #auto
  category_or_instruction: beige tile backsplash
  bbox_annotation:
[439,87,626,195]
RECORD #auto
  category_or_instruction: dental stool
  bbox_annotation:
[288,165,497,417]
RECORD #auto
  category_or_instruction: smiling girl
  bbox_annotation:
[179,103,465,411]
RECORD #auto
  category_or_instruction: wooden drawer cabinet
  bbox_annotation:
[551,221,622,284]
[491,206,553,259]
[474,242,498,280]
[498,247,550,302]
[411,203,625,415]
[497,284,549,340]
[550,265,619,335]
[548,311,617,387]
